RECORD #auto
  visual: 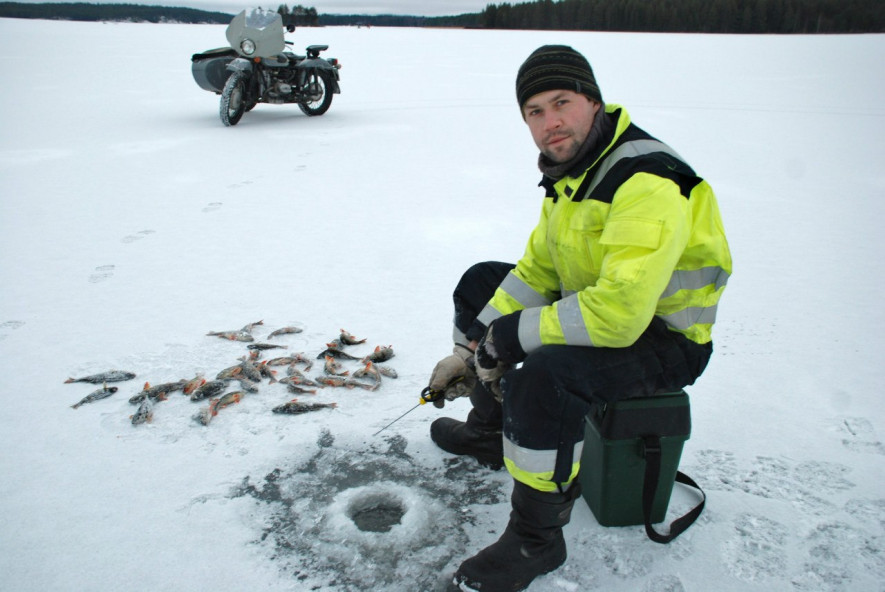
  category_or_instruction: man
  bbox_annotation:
[427,45,732,591]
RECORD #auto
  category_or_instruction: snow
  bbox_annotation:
[1,17,884,592]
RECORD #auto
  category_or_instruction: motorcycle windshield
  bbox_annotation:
[225,8,285,58]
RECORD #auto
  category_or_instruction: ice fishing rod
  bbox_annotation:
[372,377,463,437]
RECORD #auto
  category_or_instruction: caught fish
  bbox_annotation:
[71,385,118,409]
[314,375,349,388]
[285,363,306,377]
[323,355,349,376]
[267,326,303,339]
[194,406,214,426]
[190,379,228,401]
[346,378,380,392]
[257,361,277,383]
[247,343,288,351]
[353,361,382,383]
[286,384,318,395]
[216,365,243,380]
[362,345,394,364]
[314,376,379,391]
[377,365,398,379]
[290,352,314,371]
[128,380,185,404]
[238,359,262,382]
[339,329,367,346]
[206,330,254,342]
[272,399,337,415]
[237,378,260,393]
[316,347,361,361]
[266,353,314,371]
[130,397,154,426]
[65,370,136,384]
[195,391,245,426]
[213,391,244,412]
[265,356,294,367]
[240,319,264,333]
[279,372,321,388]
[183,375,206,395]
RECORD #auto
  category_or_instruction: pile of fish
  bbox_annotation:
[64,321,397,427]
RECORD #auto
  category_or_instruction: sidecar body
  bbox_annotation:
[191,47,237,93]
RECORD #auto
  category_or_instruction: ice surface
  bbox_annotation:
[0,17,883,592]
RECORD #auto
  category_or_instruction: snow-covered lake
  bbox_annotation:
[0,17,883,591]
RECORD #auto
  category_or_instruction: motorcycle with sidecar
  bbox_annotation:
[191,8,341,126]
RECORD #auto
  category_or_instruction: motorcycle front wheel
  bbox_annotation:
[298,70,333,116]
[220,72,249,126]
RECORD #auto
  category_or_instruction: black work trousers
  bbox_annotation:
[451,261,712,487]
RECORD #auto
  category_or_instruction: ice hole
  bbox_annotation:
[347,492,405,533]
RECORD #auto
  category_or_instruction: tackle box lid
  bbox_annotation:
[586,390,691,440]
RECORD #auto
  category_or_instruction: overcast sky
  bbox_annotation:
[24,0,496,17]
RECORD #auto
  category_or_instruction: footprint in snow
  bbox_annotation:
[643,574,685,592]
[721,513,788,583]
[226,180,253,190]
[844,498,885,533]
[88,264,115,283]
[202,202,222,213]
[791,521,884,592]
[121,229,155,244]
[839,417,885,456]
[0,320,25,341]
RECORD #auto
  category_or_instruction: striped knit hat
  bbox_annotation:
[516,45,602,109]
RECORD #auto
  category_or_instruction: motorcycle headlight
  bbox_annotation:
[240,39,256,56]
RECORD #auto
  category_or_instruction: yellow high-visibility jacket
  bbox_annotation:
[478,104,732,350]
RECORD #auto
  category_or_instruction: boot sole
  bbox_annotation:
[452,555,565,592]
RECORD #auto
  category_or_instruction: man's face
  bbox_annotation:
[522,90,601,164]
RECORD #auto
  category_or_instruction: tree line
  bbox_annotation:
[478,0,884,34]
[0,2,232,23]
[1,0,882,32]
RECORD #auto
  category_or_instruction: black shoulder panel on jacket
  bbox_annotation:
[583,123,702,204]
[589,153,702,203]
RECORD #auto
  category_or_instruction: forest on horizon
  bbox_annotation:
[1,0,882,33]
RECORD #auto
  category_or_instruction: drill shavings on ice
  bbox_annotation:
[64,322,397,427]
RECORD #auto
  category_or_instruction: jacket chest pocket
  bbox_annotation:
[547,212,605,285]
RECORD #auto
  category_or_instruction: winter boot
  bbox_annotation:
[431,383,504,469]
[453,481,581,592]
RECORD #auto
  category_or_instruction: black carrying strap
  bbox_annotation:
[642,435,705,544]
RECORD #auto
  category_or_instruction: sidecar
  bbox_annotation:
[191,47,238,93]
[191,9,287,94]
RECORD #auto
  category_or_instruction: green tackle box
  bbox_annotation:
[578,390,690,527]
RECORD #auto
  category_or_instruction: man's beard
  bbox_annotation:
[537,103,610,181]
[541,133,582,163]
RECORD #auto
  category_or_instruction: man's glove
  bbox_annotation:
[475,313,525,401]
[428,344,476,408]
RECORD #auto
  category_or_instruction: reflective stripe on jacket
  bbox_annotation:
[478,104,732,350]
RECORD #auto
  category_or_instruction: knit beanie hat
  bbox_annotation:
[516,45,602,109]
